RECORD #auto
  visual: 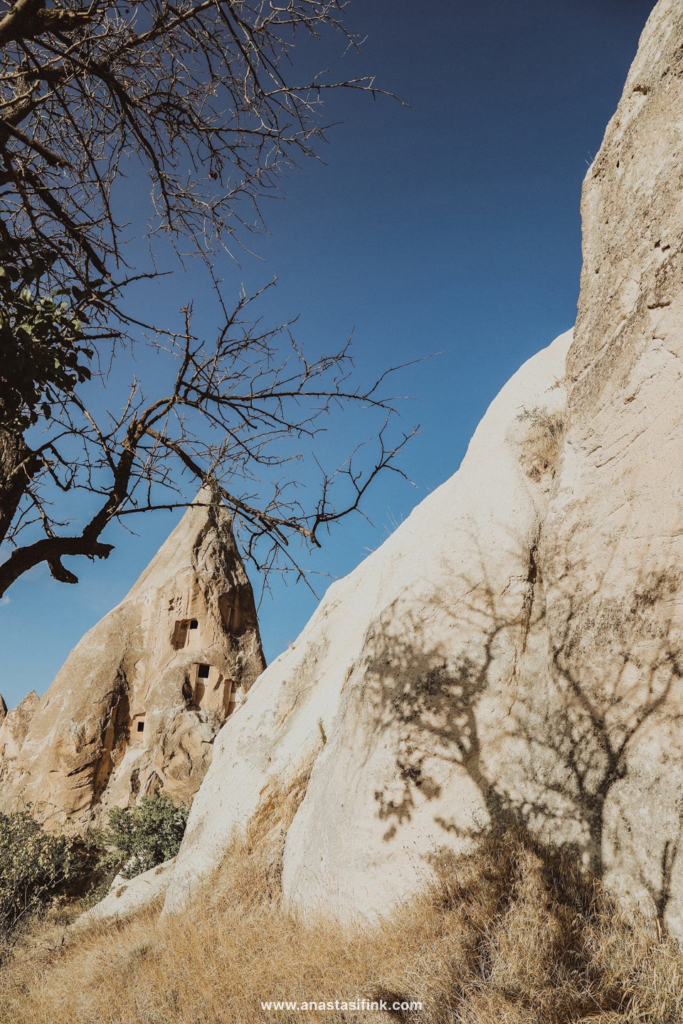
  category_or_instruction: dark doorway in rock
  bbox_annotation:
[131,712,147,744]
[197,664,210,679]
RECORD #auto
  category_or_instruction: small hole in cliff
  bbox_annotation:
[137,721,145,733]
[197,664,210,679]
[190,619,198,629]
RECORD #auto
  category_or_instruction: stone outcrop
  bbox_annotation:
[165,330,573,918]
[75,858,176,930]
[0,691,39,762]
[167,329,573,917]
[0,492,265,829]
[161,0,683,938]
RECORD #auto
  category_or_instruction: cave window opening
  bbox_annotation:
[197,664,210,679]
[173,618,201,650]
[137,721,145,733]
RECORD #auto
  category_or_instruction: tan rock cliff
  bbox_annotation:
[0,691,39,762]
[0,492,265,829]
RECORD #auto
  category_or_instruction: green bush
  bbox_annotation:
[0,258,94,434]
[101,796,189,880]
[0,798,190,935]
[0,811,80,935]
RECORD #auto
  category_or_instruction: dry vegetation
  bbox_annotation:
[1,766,682,1024]
[516,406,566,481]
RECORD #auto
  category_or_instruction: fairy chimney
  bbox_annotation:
[0,490,265,829]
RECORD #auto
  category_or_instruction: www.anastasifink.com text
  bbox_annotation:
[260,998,423,1012]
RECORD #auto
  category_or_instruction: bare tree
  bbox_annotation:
[0,0,413,595]
[0,0,385,286]
[0,275,416,597]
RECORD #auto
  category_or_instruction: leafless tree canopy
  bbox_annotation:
[0,0,382,289]
[0,0,414,599]
[0,282,416,598]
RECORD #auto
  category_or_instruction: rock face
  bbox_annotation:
[0,493,265,829]
[540,0,683,934]
[166,330,573,917]
[163,0,683,937]
[0,691,40,762]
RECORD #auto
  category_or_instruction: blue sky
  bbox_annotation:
[0,0,655,710]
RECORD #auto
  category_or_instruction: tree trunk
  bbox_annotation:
[0,425,38,547]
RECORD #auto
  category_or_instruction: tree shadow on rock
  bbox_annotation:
[360,540,683,924]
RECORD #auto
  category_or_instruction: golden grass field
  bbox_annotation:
[2,765,682,1023]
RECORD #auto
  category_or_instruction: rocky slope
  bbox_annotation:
[161,0,683,937]
[0,492,265,829]
[165,332,572,919]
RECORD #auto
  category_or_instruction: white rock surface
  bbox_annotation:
[75,858,176,929]
[166,331,572,917]
[539,0,683,936]
[164,2,683,935]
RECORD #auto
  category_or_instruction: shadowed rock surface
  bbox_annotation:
[0,492,265,829]
[0,691,40,762]
[539,0,683,936]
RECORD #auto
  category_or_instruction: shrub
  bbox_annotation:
[100,796,189,880]
[516,405,565,481]
[0,811,80,936]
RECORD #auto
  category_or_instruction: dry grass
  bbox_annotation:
[516,406,566,481]
[1,766,682,1024]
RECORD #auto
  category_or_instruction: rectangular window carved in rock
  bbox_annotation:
[131,713,146,743]
[197,664,210,679]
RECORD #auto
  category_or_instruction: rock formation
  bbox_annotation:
[0,691,40,762]
[161,0,683,938]
[75,858,177,929]
[165,331,572,919]
[0,492,265,829]
[539,0,683,935]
